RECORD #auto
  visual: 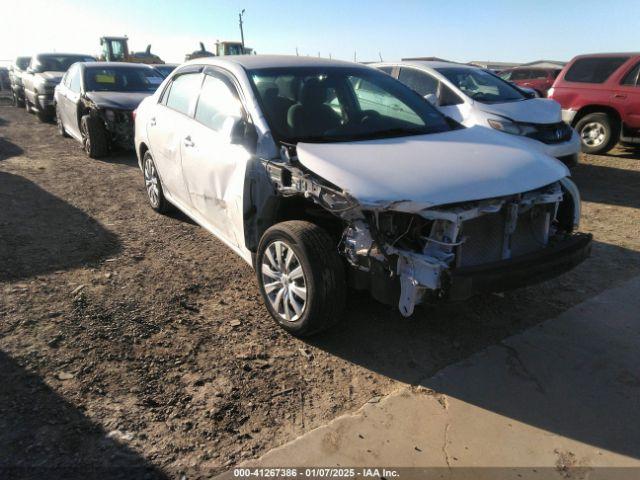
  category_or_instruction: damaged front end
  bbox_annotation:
[98,108,135,149]
[256,147,592,317]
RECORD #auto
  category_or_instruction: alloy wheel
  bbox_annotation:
[144,157,160,208]
[580,122,606,148]
[261,240,307,322]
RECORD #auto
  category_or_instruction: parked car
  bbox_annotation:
[152,63,179,78]
[374,61,581,167]
[548,53,640,154]
[8,56,31,107]
[499,67,562,97]
[55,62,164,158]
[23,53,95,122]
[134,56,591,337]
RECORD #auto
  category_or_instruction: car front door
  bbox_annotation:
[61,65,83,139]
[147,70,203,207]
[613,61,640,130]
[180,70,251,247]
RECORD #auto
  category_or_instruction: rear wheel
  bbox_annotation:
[80,114,109,158]
[256,221,346,337]
[575,113,619,154]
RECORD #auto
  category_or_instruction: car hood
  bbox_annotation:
[296,126,569,211]
[41,71,65,83]
[477,98,561,124]
[85,92,152,111]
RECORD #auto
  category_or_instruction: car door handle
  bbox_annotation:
[613,93,627,99]
[149,117,156,126]
[183,136,195,147]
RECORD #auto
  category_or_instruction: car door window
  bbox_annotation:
[530,70,548,79]
[164,73,202,115]
[194,74,242,131]
[378,66,394,76]
[398,68,438,97]
[510,69,530,81]
[69,68,81,93]
[621,62,640,86]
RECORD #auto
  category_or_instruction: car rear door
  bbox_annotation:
[612,61,640,130]
[179,69,251,248]
[147,69,203,207]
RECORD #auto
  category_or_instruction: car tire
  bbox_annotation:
[80,114,108,158]
[36,107,52,123]
[256,221,346,337]
[55,106,69,137]
[13,92,25,108]
[575,113,619,155]
[142,151,170,213]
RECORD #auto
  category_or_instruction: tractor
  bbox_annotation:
[99,36,164,64]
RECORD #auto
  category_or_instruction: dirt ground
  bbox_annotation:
[0,104,639,479]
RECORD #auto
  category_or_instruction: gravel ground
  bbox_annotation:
[0,105,639,479]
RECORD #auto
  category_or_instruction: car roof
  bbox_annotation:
[572,52,640,59]
[81,62,158,69]
[375,60,475,70]
[35,53,95,57]
[183,54,368,70]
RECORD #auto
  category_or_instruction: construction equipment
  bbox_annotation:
[99,36,164,64]
[216,40,254,56]
[184,42,216,61]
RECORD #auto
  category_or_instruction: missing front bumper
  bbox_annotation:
[446,232,592,301]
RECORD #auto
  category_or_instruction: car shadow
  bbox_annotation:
[607,144,640,160]
[0,351,168,480]
[0,172,121,281]
[92,150,139,167]
[308,240,640,460]
[0,136,23,160]
[572,161,640,209]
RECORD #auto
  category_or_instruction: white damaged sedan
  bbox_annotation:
[134,55,592,336]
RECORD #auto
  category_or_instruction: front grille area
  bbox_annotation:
[525,121,573,144]
[458,205,553,267]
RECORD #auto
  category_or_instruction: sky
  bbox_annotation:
[1,0,638,65]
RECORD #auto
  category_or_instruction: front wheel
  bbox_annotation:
[142,151,169,213]
[13,92,25,108]
[256,221,346,337]
[80,114,109,158]
[56,106,69,137]
[575,113,619,155]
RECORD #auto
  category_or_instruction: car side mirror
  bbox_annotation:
[228,117,258,152]
[424,93,438,106]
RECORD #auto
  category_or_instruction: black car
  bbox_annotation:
[54,62,164,158]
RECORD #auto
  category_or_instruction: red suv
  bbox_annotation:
[548,53,640,154]
[499,68,562,97]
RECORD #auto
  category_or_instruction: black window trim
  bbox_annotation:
[620,61,640,87]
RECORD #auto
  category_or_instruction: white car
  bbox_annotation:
[134,56,592,336]
[373,61,581,167]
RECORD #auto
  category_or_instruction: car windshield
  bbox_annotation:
[153,65,177,78]
[437,67,526,103]
[84,67,164,93]
[37,55,94,72]
[249,66,453,143]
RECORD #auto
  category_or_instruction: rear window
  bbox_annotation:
[564,57,630,84]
